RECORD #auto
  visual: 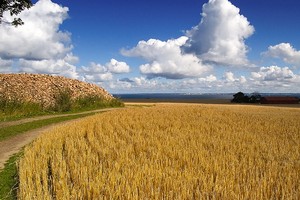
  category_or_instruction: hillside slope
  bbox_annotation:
[0,73,114,108]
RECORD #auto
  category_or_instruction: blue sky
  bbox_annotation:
[1,0,300,93]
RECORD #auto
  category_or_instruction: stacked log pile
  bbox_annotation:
[0,73,114,108]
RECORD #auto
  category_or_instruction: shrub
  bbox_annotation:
[72,95,124,111]
[0,96,44,120]
[52,89,72,112]
[0,88,124,121]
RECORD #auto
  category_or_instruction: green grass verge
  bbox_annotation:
[0,153,22,200]
[0,112,98,142]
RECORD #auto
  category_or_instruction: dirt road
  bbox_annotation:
[0,108,124,129]
[0,108,123,170]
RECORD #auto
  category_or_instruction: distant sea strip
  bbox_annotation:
[114,93,300,103]
[114,93,233,103]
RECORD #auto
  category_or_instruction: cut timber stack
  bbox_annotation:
[0,73,114,108]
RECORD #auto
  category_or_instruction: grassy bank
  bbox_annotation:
[0,94,123,122]
[0,113,98,142]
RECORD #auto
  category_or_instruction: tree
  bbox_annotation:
[231,92,249,103]
[0,0,32,26]
[249,92,261,103]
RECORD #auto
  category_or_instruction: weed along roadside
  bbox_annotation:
[0,153,21,200]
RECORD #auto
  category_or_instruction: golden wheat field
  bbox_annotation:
[18,104,300,199]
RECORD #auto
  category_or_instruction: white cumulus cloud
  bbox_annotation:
[251,66,296,81]
[85,73,113,82]
[110,76,162,92]
[0,0,80,78]
[80,59,130,83]
[182,0,254,66]
[0,0,71,60]
[224,71,236,82]
[249,66,300,91]
[122,37,212,79]
[81,62,107,75]
[106,59,130,74]
[19,55,78,79]
[80,62,111,82]
[263,43,300,66]
[0,58,13,72]
[121,0,254,81]
[223,71,247,83]
[199,74,217,82]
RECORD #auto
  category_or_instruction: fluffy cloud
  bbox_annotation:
[179,75,219,90]
[199,74,217,82]
[80,62,111,82]
[81,62,106,75]
[132,77,158,87]
[19,54,79,79]
[80,59,130,83]
[85,73,113,82]
[110,76,162,92]
[182,0,254,66]
[263,43,300,66]
[223,72,246,83]
[112,73,247,93]
[0,0,71,60]
[247,66,300,91]
[251,66,297,82]
[106,59,130,74]
[121,0,254,81]
[172,72,246,92]
[0,0,79,78]
[122,37,212,79]
[0,58,13,72]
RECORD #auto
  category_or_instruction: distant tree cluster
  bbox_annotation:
[0,0,32,26]
[231,92,261,103]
